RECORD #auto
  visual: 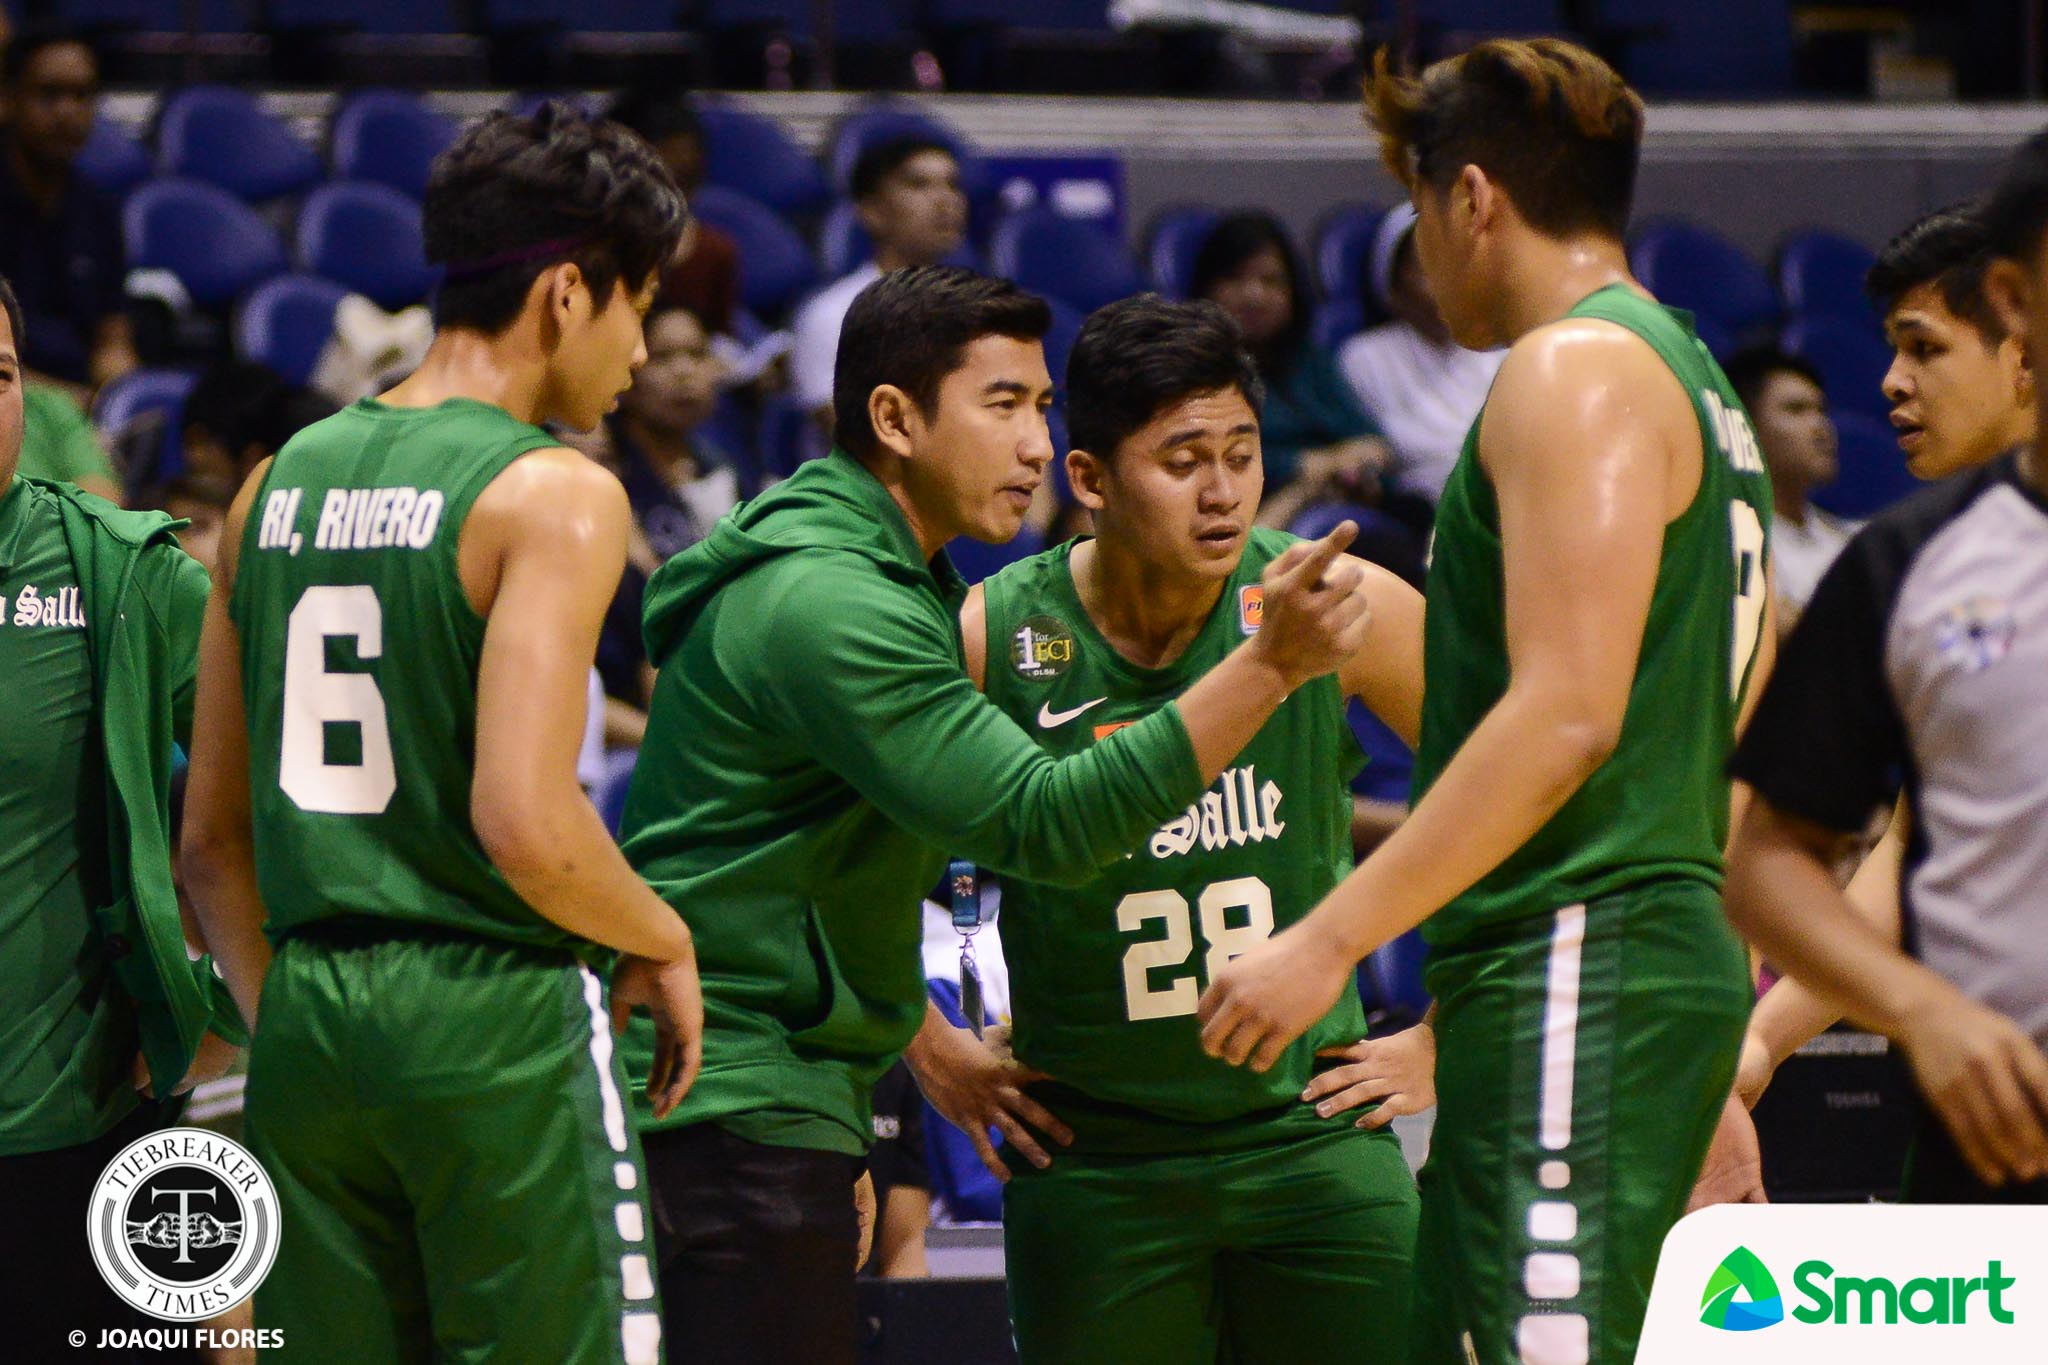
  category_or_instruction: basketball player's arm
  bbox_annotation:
[467,454,694,968]
[182,462,279,1031]
[1199,325,1681,1070]
[1336,556,1425,747]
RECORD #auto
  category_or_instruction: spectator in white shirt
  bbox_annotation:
[1723,345,1850,630]
[1338,203,1505,501]
[789,137,969,429]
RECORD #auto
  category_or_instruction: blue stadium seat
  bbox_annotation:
[124,178,288,309]
[270,0,464,32]
[480,0,677,28]
[1621,0,1793,97]
[1815,409,1918,520]
[925,0,1109,30]
[688,185,820,321]
[235,274,350,388]
[330,91,460,200]
[58,0,245,31]
[296,182,438,312]
[1629,219,1778,339]
[93,368,199,480]
[1041,297,1086,388]
[1313,298,1366,352]
[1781,315,1892,420]
[1777,230,1879,325]
[987,208,1145,315]
[702,0,912,45]
[816,199,980,278]
[1692,313,1736,362]
[1315,202,1386,305]
[75,119,152,201]
[695,101,832,217]
[1145,206,1219,300]
[156,86,323,203]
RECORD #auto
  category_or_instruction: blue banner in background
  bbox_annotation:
[982,154,1127,239]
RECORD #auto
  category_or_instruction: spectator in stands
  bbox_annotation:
[19,382,120,502]
[1724,345,1847,629]
[179,361,338,487]
[862,1062,932,1278]
[0,26,136,398]
[1867,202,2036,482]
[148,473,233,573]
[596,302,746,735]
[789,136,968,428]
[609,89,740,337]
[1338,203,1504,502]
[1189,213,1398,531]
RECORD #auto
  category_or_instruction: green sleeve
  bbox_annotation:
[733,560,1205,887]
[136,540,211,751]
[21,386,120,485]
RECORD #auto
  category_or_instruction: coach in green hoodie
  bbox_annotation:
[620,266,1375,1362]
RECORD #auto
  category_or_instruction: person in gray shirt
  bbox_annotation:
[1723,134,2048,1203]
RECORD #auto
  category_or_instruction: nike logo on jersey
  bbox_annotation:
[1038,696,1108,728]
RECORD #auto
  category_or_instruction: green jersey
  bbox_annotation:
[983,530,1369,1154]
[1412,285,1774,948]
[230,398,564,948]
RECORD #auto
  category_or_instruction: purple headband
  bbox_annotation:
[441,235,589,282]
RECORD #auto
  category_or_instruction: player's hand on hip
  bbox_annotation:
[610,950,705,1120]
[905,1017,1071,1183]
[1197,920,1353,1073]
[1305,1020,1437,1128]
[1904,995,2048,1186]
[853,1170,876,1272]
[1688,1093,1768,1211]
[1248,521,1373,690]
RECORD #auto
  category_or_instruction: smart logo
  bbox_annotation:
[1701,1246,1785,1332]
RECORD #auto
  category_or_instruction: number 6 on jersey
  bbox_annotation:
[279,585,397,815]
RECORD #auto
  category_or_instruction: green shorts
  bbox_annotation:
[245,929,661,1365]
[1004,1124,1418,1365]
[1412,882,1750,1365]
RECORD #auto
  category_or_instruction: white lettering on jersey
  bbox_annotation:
[1702,389,1767,475]
[308,486,445,552]
[1148,764,1286,859]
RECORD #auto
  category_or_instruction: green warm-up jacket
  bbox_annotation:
[620,451,1210,1154]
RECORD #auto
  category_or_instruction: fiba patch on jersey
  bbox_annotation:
[1011,614,1076,680]
[87,1127,281,1322]
[1238,585,1264,635]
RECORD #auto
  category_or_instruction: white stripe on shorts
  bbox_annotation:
[1538,905,1586,1153]
[579,966,630,1154]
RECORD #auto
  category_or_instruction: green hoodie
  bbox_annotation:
[620,451,1208,1155]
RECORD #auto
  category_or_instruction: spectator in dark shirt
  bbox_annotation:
[1191,212,1393,531]
[596,303,745,727]
[609,89,740,336]
[863,1062,932,1279]
[0,27,136,397]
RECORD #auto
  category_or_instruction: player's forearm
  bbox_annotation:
[479,793,692,961]
[1173,642,1296,780]
[1725,810,1955,1044]
[1300,684,1612,962]
[181,834,274,1030]
[1745,977,1841,1084]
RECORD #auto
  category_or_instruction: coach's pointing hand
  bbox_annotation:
[1197,916,1357,1073]
[1245,521,1373,690]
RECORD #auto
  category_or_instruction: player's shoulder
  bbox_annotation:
[472,446,629,543]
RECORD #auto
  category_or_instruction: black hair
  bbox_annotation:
[2,22,97,87]
[1983,128,2048,264]
[1187,212,1311,371]
[1066,295,1263,465]
[424,102,687,335]
[606,87,705,149]
[849,135,955,202]
[0,275,23,353]
[1722,344,1825,414]
[1370,39,1642,241]
[1865,203,2005,343]
[832,266,1051,460]
[183,361,339,463]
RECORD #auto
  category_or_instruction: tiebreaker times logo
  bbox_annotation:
[83,1127,284,1349]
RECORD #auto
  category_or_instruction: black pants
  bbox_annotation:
[644,1121,866,1365]
[0,1105,202,1365]
[1903,1105,2048,1204]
